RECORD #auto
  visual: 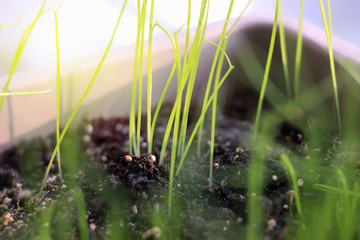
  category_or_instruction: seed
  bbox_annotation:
[125,155,132,162]
[272,175,278,181]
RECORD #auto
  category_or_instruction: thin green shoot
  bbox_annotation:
[294,0,304,102]
[158,0,208,166]
[146,0,155,153]
[178,0,210,157]
[54,1,65,180]
[202,0,253,182]
[167,0,211,216]
[318,0,341,133]
[182,0,191,81]
[174,0,193,158]
[0,12,23,31]
[209,0,234,187]
[280,153,302,214]
[253,0,279,136]
[226,0,253,36]
[0,89,51,96]
[149,23,178,153]
[0,0,47,111]
[136,0,148,155]
[176,46,233,175]
[157,26,183,166]
[38,203,55,240]
[278,0,291,97]
[312,184,360,196]
[129,0,145,156]
[0,0,64,112]
[73,187,90,240]
[41,0,128,190]
[326,0,332,37]
[313,171,359,240]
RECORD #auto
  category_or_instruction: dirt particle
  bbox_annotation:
[85,124,94,135]
[142,226,161,240]
[267,218,277,231]
[297,179,304,187]
[141,192,148,199]
[221,180,227,188]
[3,213,14,226]
[17,189,32,202]
[89,223,96,232]
[131,205,138,214]
[82,135,91,143]
[3,197,12,206]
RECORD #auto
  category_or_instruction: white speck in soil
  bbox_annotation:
[267,218,277,231]
[141,226,161,240]
[297,178,304,187]
[272,175,278,181]
[85,124,94,135]
[82,135,91,143]
[131,205,138,214]
[3,197,12,206]
[89,223,96,232]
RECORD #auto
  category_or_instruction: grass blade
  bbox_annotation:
[0,0,47,111]
[41,0,128,190]
[278,0,291,97]
[147,0,155,153]
[280,153,302,214]
[294,0,304,101]
[253,0,279,136]
[318,0,341,133]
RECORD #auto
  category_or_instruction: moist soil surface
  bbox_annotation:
[0,99,352,239]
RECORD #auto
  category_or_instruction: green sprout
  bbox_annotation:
[280,154,302,215]
[41,0,128,190]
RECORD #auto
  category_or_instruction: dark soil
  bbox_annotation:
[0,100,351,239]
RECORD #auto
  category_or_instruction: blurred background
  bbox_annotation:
[0,0,359,78]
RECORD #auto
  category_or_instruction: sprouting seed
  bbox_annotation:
[125,155,132,162]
